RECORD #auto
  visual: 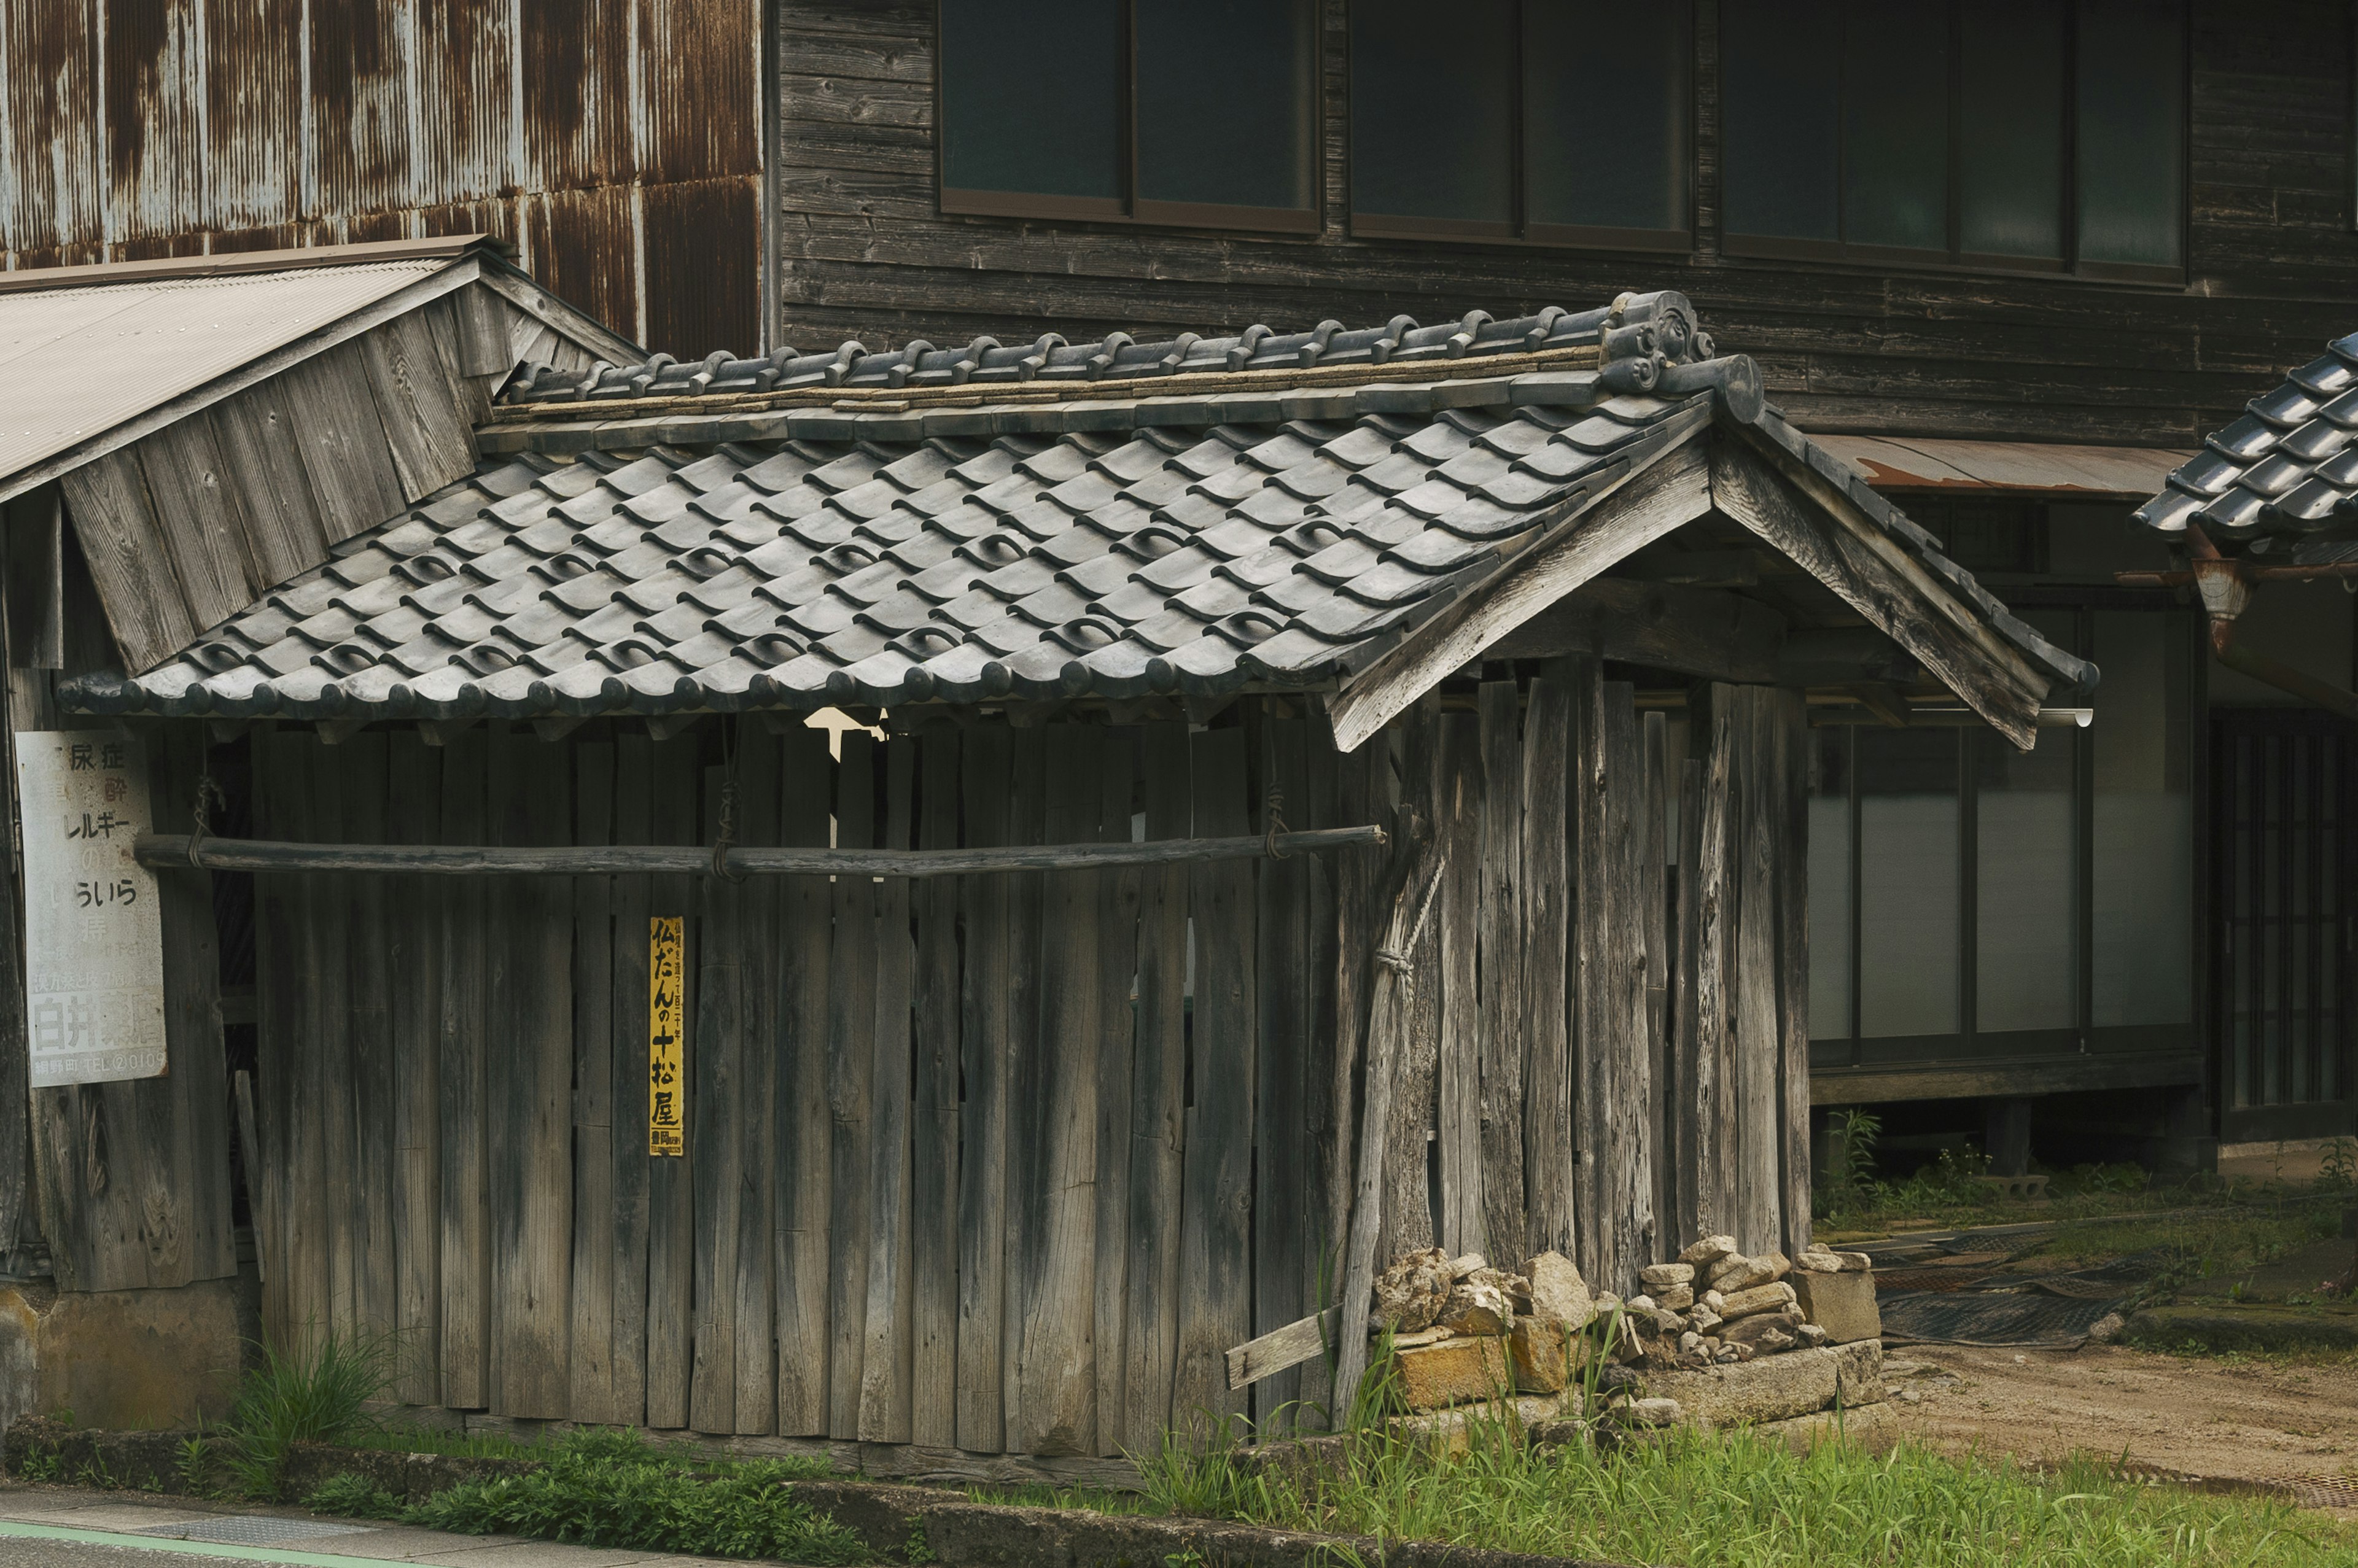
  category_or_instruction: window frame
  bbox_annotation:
[1345,0,1698,253]
[934,0,1324,237]
[1720,0,2190,285]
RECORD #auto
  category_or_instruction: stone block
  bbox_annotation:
[1388,1335,1511,1411]
[1520,1252,1594,1332]
[1791,1268,1881,1345]
[0,1275,254,1435]
[1718,1281,1797,1321]
[1639,1262,1694,1289]
[1506,1319,1579,1394]
[1832,1338,1885,1407]
[1636,1343,1869,1428]
[1679,1234,1738,1268]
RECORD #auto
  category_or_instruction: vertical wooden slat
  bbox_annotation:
[489,723,573,1418]
[1772,690,1815,1261]
[340,735,399,1341]
[955,725,1013,1453]
[1476,681,1527,1267]
[1014,723,1102,1456]
[1385,702,1441,1259]
[387,731,443,1405]
[1728,690,1784,1256]
[252,728,305,1343]
[1695,694,1738,1240]
[644,731,700,1429]
[1521,679,1576,1259]
[1567,659,1613,1289]
[436,728,489,1402]
[1670,756,1710,1254]
[1172,726,1256,1439]
[1598,685,1654,1291]
[860,737,917,1443]
[1252,717,1312,1424]
[733,727,781,1434]
[690,762,744,1435]
[775,726,835,1435]
[1642,712,1671,1267]
[569,740,617,1422]
[306,734,356,1340]
[1434,712,1485,1261]
[1092,728,1140,1454]
[826,732,879,1439]
[998,728,1048,1445]
[1123,723,1189,1455]
[1294,712,1342,1424]
[911,729,963,1449]
[607,733,654,1427]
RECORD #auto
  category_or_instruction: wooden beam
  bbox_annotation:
[135,825,1384,877]
[1708,432,2047,748]
[1224,1307,1339,1390]
[1329,424,1714,752]
[1487,575,1786,683]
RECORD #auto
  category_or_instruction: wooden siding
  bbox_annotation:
[0,0,761,353]
[771,0,2358,448]
[239,688,1804,1458]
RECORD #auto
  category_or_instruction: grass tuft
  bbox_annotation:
[219,1329,399,1499]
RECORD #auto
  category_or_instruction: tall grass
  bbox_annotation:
[1133,1414,2354,1568]
[220,1329,398,1498]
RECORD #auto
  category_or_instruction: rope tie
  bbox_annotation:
[1374,947,1411,974]
[711,721,748,882]
[187,772,227,870]
[1263,785,1290,860]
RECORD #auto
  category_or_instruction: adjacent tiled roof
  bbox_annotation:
[64,295,2094,723]
[2133,332,2358,557]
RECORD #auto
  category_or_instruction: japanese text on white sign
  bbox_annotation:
[16,730,166,1087]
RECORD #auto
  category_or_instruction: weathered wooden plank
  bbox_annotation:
[1383,704,1442,1262]
[1694,697,1737,1242]
[825,732,879,1439]
[149,724,236,1285]
[1642,711,1673,1269]
[1725,689,1784,1257]
[307,732,357,1340]
[359,309,480,502]
[488,722,573,1418]
[955,724,1013,1453]
[910,729,963,1449]
[58,452,193,673]
[690,764,745,1435]
[279,339,412,544]
[0,687,28,1253]
[1475,681,1527,1268]
[420,296,496,426]
[204,393,332,588]
[859,737,918,1443]
[1252,716,1313,1427]
[387,731,443,1404]
[1091,728,1139,1455]
[1520,679,1576,1259]
[997,727,1046,1446]
[1121,722,1189,1456]
[607,734,656,1427]
[435,728,490,1402]
[733,727,782,1435]
[1486,575,1788,685]
[775,726,835,1436]
[569,740,617,1423]
[6,484,64,670]
[1172,726,1256,1440]
[133,418,260,632]
[1566,659,1611,1290]
[1434,713,1484,1262]
[1322,731,1385,1324]
[1293,707,1342,1426]
[1226,1308,1339,1391]
[1598,684,1655,1293]
[339,734,399,1341]
[1667,757,1707,1256]
[1010,723,1102,1456]
[251,728,307,1341]
[1772,689,1815,1263]
[451,282,513,378]
[644,731,699,1429]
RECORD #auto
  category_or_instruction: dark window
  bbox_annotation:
[1352,1,1693,250]
[1722,0,2185,279]
[939,0,1319,231]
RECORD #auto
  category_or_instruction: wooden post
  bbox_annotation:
[340,736,397,1345]
[860,737,919,1443]
[1433,713,1485,1259]
[732,726,781,1435]
[387,732,443,1407]
[825,732,879,1439]
[642,731,699,1430]
[1121,723,1189,1454]
[605,733,655,1427]
[955,725,1012,1453]
[1253,715,1315,1425]
[1476,681,1527,1269]
[1642,710,1671,1270]
[1092,728,1140,1456]
[689,763,745,1434]
[1774,689,1815,1262]
[774,727,835,1435]
[567,740,617,1422]
[434,728,490,1402]
[1383,701,1441,1260]
[1521,679,1576,1259]
[1600,685,1654,1290]
[911,729,963,1448]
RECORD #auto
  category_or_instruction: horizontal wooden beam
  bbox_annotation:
[1488,574,1787,683]
[1810,1052,2204,1106]
[136,824,1385,879]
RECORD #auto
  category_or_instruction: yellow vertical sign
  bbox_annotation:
[648,915,685,1156]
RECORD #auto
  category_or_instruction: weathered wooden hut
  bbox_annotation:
[22,279,2091,1469]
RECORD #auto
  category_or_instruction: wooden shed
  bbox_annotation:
[31,288,2089,1471]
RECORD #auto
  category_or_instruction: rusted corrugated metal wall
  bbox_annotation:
[0,0,761,355]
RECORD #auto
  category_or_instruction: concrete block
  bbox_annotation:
[1791,1268,1881,1345]
[0,1274,253,1435]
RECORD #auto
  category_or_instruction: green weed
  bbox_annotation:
[302,1472,406,1521]
[14,1442,61,1483]
[219,1327,399,1498]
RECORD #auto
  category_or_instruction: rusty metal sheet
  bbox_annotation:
[0,257,456,485]
[1817,435,2197,500]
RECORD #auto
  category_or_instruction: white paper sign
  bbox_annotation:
[15,729,166,1087]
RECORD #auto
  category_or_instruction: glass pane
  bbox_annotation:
[2076,0,2185,268]
[1808,729,1854,1041]
[1722,0,1841,240]
[1527,4,1689,232]
[1351,0,1515,223]
[1959,0,2064,257]
[1975,724,2077,1034]
[940,0,1123,199]
[1842,0,1950,252]
[1858,728,1960,1038]
[2092,610,2193,1026]
[1137,0,1315,212]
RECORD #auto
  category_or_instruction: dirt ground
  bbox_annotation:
[1880,1341,2358,1509]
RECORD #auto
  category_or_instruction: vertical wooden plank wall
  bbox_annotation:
[238,690,1807,1453]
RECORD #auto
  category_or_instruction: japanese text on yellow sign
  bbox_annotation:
[648,915,684,1156]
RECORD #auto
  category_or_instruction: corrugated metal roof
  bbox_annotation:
[1819,435,2195,499]
[0,258,459,484]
